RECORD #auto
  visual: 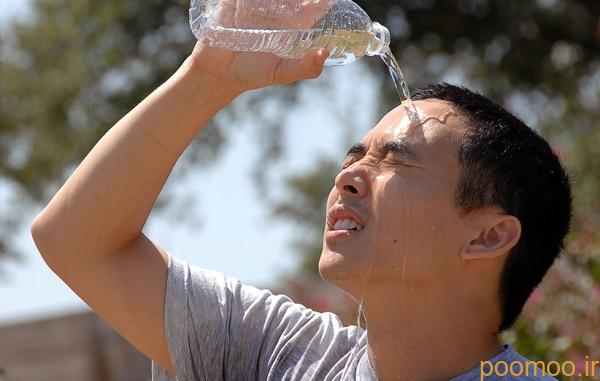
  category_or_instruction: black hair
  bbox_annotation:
[411,83,572,332]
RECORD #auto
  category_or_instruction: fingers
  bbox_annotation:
[274,48,329,84]
[306,48,329,78]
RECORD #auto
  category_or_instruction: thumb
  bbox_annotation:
[274,49,329,84]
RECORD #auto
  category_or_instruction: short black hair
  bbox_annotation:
[411,83,572,332]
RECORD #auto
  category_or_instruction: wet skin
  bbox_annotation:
[319,99,466,298]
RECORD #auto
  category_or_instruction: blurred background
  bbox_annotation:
[0,0,598,380]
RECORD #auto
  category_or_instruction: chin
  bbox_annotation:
[319,248,345,281]
[318,248,361,300]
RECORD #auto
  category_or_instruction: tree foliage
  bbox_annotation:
[1,0,226,263]
[0,0,304,265]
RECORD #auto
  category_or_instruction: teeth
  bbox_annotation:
[333,219,344,230]
[332,218,364,231]
[341,219,350,229]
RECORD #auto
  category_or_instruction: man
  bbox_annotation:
[31,35,571,380]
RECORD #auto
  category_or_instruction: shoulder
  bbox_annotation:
[159,255,358,379]
[167,255,349,334]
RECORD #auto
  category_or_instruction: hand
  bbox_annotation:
[187,0,332,95]
[189,42,328,96]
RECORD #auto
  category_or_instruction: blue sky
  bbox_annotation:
[0,0,382,323]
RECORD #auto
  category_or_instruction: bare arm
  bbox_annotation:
[31,41,327,373]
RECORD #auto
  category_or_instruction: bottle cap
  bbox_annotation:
[367,22,391,56]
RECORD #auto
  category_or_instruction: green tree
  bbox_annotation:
[0,0,294,266]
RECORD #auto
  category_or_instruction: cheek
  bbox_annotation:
[373,171,420,223]
[372,174,448,250]
[326,187,337,208]
[370,175,413,249]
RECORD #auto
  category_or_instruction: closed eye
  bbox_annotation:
[341,153,421,170]
[382,159,404,166]
[382,154,409,166]
[341,156,359,169]
[382,158,420,169]
[341,155,382,169]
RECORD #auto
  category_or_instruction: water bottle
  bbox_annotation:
[189,0,391,66]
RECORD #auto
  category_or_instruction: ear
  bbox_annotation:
[461,214,521,260]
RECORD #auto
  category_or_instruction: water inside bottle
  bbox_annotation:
[203,26,379,65]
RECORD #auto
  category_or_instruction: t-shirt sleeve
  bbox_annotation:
[151,254,341,381]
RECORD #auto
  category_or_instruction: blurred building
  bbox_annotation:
[0,311,151,381]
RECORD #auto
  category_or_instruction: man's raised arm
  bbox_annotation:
[30,42,327,373]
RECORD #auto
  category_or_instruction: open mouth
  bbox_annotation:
[326,205,366,240]
[331,218,364,232]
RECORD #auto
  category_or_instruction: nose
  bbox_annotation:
[334,165,369,199]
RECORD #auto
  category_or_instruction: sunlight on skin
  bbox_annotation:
[321,99,465,299]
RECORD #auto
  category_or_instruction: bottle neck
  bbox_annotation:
[367,22,391,56]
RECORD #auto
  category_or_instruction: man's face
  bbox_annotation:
[319,99,469,297]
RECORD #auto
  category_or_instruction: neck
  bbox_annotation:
[362,283,503,381]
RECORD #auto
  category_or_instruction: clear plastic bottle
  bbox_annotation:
[189,0,390,66]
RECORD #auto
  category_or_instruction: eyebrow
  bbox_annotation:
[381,139,419,161]
[345,143,367,157]
[344,140,419,161]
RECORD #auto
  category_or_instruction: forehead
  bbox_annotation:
[361,99,464,160]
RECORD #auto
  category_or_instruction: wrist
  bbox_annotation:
[179,55,242,107]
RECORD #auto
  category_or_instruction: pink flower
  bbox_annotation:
[529,288,544,304]
[591,284,600,301]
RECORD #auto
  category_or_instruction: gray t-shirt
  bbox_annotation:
[151,255,556,381]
